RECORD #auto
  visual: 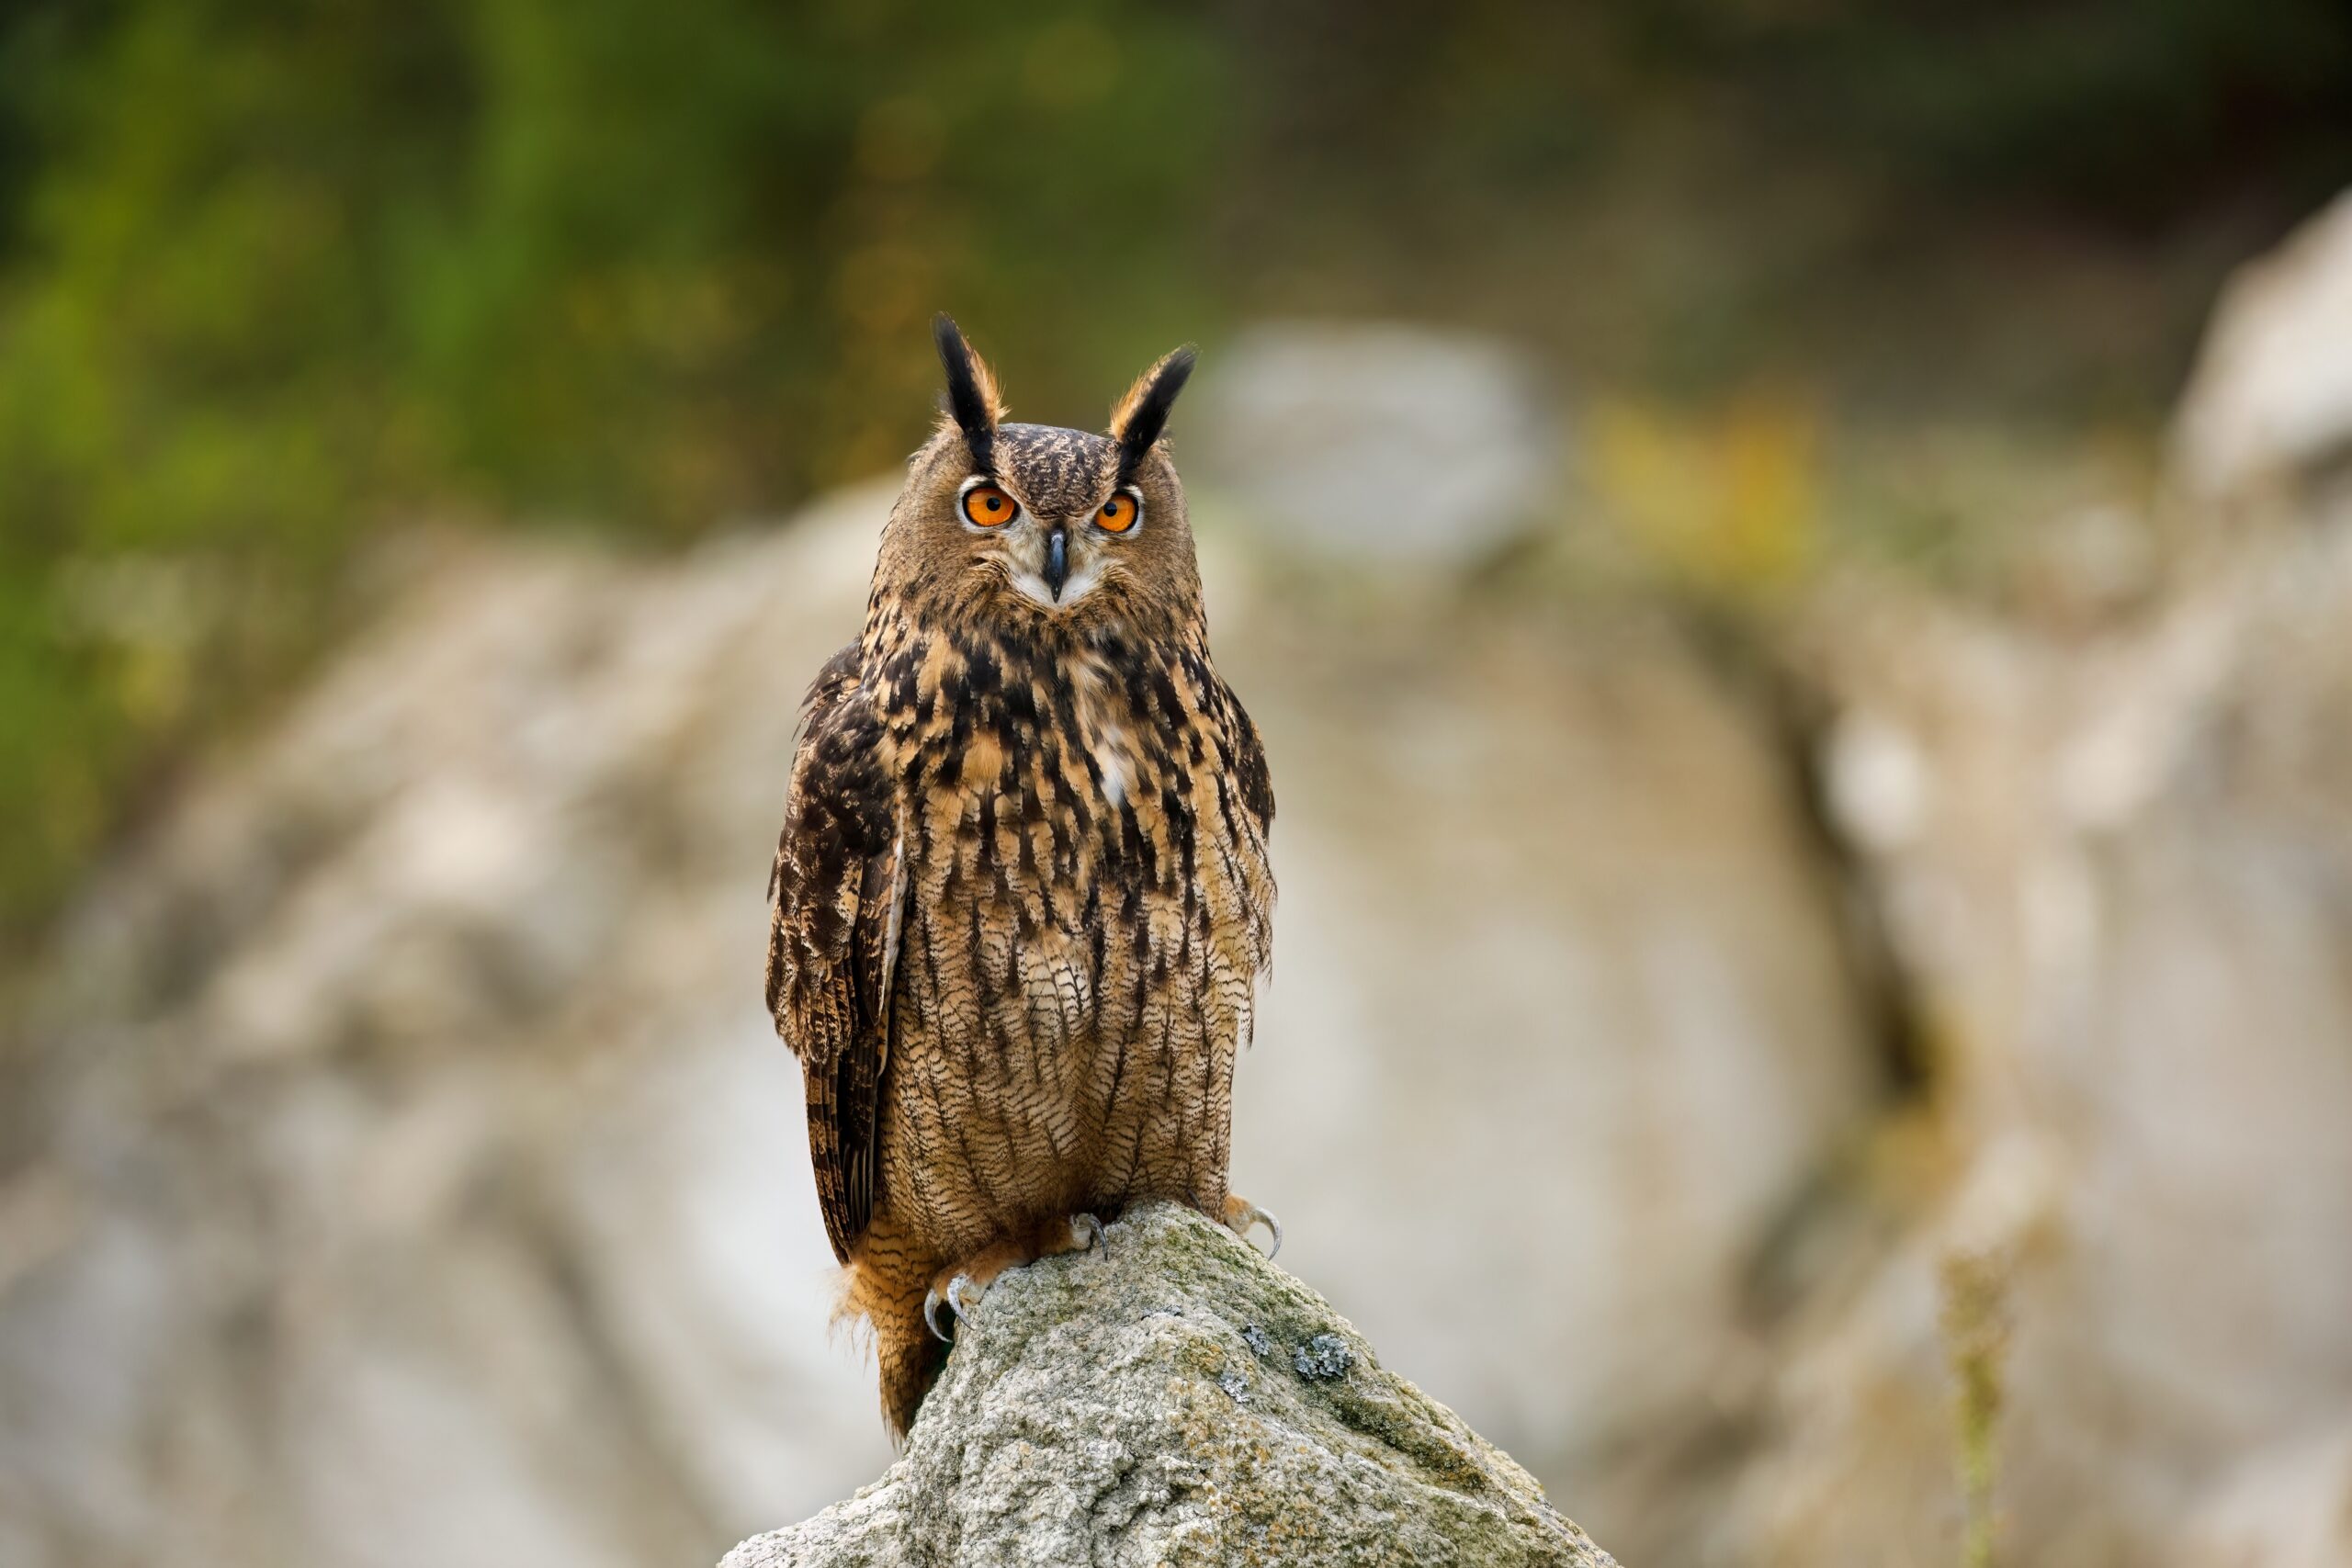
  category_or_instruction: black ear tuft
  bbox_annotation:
[1109,344,1196,484]
[933,313,1004,472]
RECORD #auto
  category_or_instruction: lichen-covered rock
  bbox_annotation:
[721,1203,1615,1568]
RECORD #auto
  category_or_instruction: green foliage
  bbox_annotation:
[0,0,1226,940]
[1940,1247,2013,1568]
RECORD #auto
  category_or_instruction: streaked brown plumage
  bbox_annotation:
[765,318,1275,1438]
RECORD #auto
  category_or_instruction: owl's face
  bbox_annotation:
[873,319,1202,639]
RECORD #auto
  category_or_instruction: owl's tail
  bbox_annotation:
[840,1213,947,1444]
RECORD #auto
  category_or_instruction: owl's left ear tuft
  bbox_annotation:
[933,313,1007,471]
[1108,344,1196,483]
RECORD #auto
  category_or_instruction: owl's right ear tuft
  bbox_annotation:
[933,313,1005,473]
[1108,344,1196,485]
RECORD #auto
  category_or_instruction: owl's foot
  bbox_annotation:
[922,1213,1107,1342]
[1222,1193,1283,1259]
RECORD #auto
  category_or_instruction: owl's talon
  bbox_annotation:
[923,1270,987,1342]
[1222,1196,1283,1259]
[913,1213,1139,1359]
[923,1286,953,1343]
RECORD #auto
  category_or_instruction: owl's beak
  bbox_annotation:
[1043,525,1069,601]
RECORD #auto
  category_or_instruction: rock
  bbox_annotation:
[2175,187,2352,502]
[1213,586,1879,1556]
[1742,508,2352,1564]
[1188,322,1563,563]
[2182,1424,2352,1568]
[1653,193,2352,1565]
[1,490,908,1568]
[720,1202,1616,1568]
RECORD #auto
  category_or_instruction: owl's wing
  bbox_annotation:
[1227,693,1275,837]
[1211,671,1276,838]
[766,645,903,1265]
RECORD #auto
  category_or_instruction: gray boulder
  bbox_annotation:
[1188,322,1563,563]
[722,1202,1616,1568]
[1736,502,2352,1565]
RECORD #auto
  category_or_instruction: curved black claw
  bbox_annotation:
[1070,1213,1106,1253]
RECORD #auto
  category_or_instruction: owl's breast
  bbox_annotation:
[891,648,1266,1042]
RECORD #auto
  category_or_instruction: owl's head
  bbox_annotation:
[872,315,1202,637]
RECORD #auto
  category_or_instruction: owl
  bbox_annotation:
[766,317,1278,1438]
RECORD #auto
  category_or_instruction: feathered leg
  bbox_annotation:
[842,1210,946,1444]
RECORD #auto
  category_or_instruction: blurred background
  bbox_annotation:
[4,3,2352,1563]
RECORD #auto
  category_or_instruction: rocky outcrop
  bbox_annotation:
[1703,192,2352,1564]
[1705,520,2352,1563]
[0,492,911,1568]
[723,1203,1615,1567]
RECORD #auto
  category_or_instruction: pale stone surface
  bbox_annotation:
[721,1202,1617,1568]
[2176,186,2352,500]
[2,491,907,1568]
[2183,1424,2352,1568]
[1726,508,2352,1565]
[1188,321,1564,562]
[1218,591,1877,1530]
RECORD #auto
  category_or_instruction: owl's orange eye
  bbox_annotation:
[1096,491,1140,534]
[960,482,1016,527]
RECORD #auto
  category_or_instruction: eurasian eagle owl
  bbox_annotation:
[766,316,1277,1438]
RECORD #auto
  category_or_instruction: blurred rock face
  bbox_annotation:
[1720,195,2352,1568]
[1,491,909,1568]
[1732,523,2352,1565]
[1219,592,1874,1486]
[2176,186,2352,502]
[1189,322,1564,563]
